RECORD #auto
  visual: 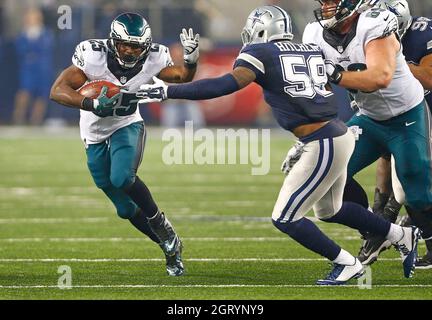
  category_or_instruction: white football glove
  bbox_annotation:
[136,76,168,104]
[281,141,305,175]
[180,28,200,65]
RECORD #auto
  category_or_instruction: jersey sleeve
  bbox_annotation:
[72,40,107,77]
[233,45,265,79]
[361,9,399,46]
[155,44,174,67]
[72,41,88,71]
[417,18,432,57]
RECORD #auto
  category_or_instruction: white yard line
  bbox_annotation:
[0,235,362,242]
[0,217,109,224]
[0,284,431,289]
[0,258,401,262]
[0,215,321,223]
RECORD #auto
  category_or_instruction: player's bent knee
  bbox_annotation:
[272,218,302,237]
[110,172,136,190]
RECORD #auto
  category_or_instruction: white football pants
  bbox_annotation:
[272,130,355,223]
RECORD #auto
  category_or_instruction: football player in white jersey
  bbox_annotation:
[50,13,200,276]
[356,0,432,269]
[303,0,432,255]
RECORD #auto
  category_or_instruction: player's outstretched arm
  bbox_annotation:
[136,67,256,103]
[408,54,432,90]
[50,65,91,110]
[328,35,399,92]
[158,28,200,83]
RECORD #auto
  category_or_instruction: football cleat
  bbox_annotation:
[357,194,401,265]
[316,258,365,286]
[358,236,392,265]
[415,252,432,270]
[393,226,421,278]
[160,235,184,276]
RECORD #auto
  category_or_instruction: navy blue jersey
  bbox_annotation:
[234,41,337,131]
[403,16,432,107]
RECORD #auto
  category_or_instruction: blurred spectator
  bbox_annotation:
[95,2,119,39]
[160,43,205,128]
[12,7,54,126]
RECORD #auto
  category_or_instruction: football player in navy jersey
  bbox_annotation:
[358,0,432,269]
[135,5,420,284]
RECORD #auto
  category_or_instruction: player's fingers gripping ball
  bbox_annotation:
[78,80,122,114]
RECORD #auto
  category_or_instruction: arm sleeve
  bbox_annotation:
[233,45,265,81]
[167,74,240,100]
[72,41,87,72]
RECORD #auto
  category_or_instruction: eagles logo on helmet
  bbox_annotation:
[108,12,153,69]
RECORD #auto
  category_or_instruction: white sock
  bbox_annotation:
[386,224,404,243]
[333,248,356,265]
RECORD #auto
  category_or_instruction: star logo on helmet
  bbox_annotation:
[251,10,270,28]
[384,4,402,17]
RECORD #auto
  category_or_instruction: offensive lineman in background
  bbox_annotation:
[304,0,432,268]
[136,5,420,284]
[50,13,200,276]
[358,0,432,268]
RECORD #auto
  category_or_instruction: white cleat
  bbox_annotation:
[394,226,421,278]
[316,258,365,285]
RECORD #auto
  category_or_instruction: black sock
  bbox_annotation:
[372,188,390,214]
[129,209,160,243]
[343,178,369,209]
[124,176,158,218]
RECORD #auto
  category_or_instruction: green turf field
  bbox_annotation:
[0,127,431,300]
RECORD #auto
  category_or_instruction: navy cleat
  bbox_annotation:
[393,226,421,278]
[160,235,184,276]
[316,258,364,286]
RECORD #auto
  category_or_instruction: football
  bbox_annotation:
[78,80,120,99]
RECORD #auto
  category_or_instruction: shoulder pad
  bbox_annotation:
[150,43,160,52]
[302,22,321,44]
[147,43,173,68]
[72,39,108,75]
[359,8,398,44]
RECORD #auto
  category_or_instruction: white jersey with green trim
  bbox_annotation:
[303,8,424,121]
[72,39,173,144]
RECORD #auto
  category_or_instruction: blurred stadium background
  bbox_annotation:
[1,0,430,127]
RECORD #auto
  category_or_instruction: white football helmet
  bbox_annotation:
[378,0,412,38]
[241,5,294,47]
